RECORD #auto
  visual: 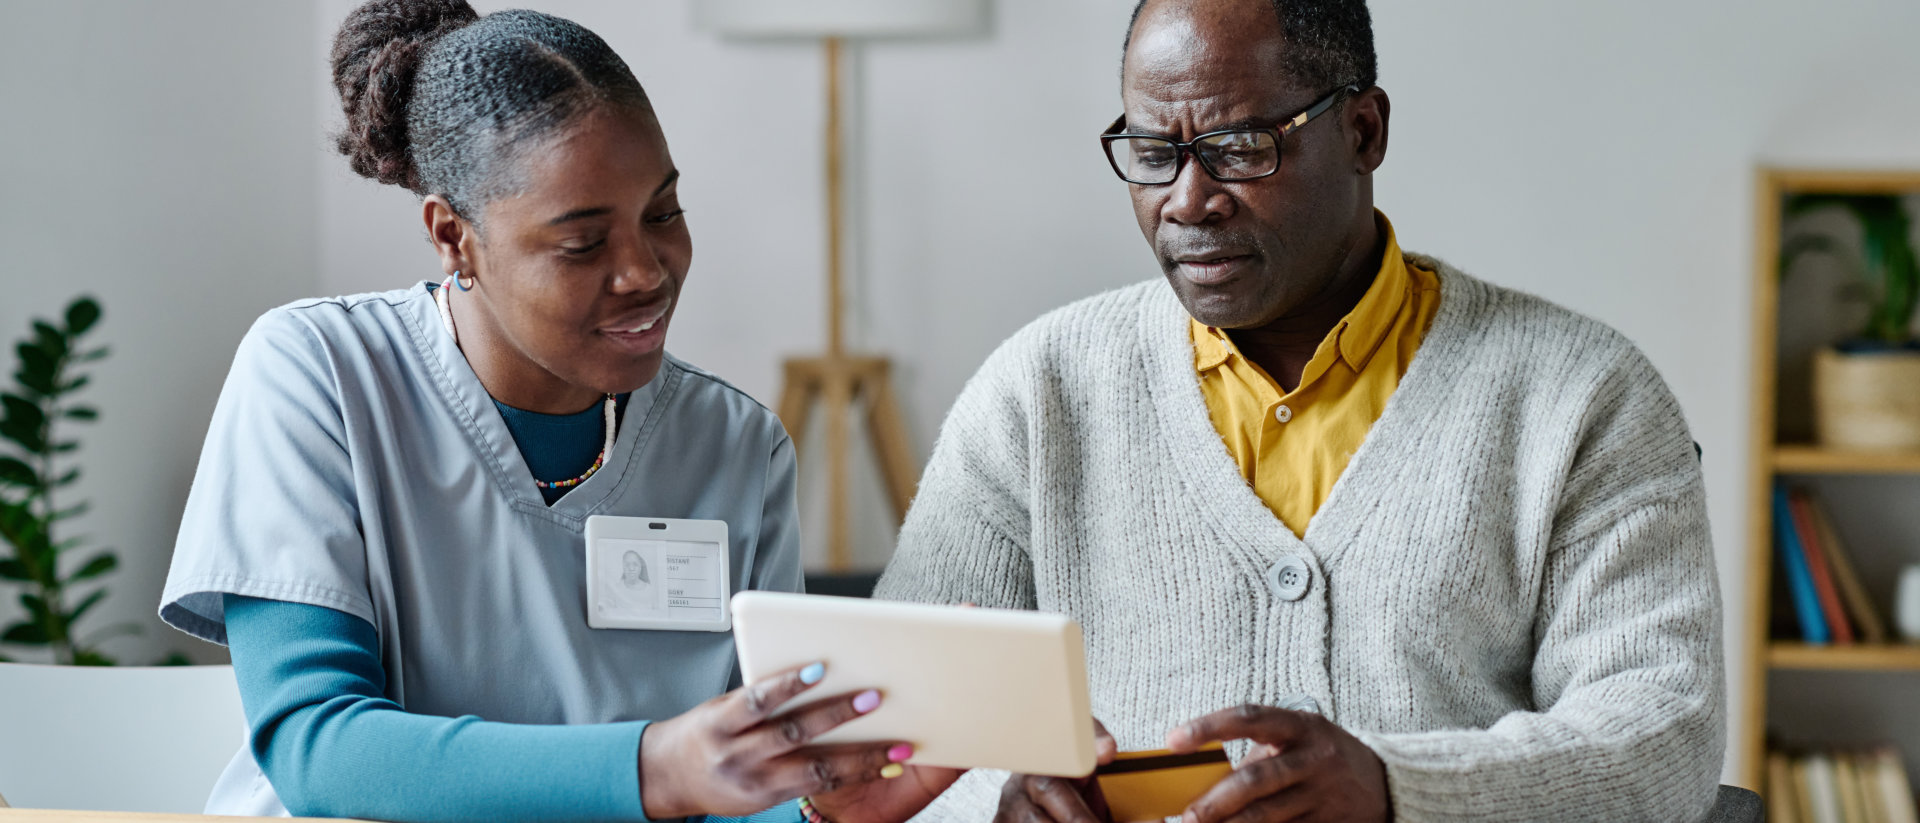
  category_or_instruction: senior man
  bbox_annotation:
[875,0,1725,821]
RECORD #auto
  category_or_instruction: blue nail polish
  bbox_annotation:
[800,662,825,685]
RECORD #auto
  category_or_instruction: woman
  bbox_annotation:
[159,2,956,820]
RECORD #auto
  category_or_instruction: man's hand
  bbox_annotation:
[1166,704,1390,823]
[992,719,1120,823]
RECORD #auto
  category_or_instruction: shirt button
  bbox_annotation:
[1279,694,1322,715]
[1267,557,1311,601]
[1274,405,1293,423]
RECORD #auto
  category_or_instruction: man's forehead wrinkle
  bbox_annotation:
[1128,87,1240,133]
[1124,49,1291,135]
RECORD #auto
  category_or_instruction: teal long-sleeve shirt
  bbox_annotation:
[223,593,802,823]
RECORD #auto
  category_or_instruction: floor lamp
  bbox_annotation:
[696,0,986,572]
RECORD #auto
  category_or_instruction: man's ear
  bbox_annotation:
[423,194,476,277]
[1346,86,1390,176]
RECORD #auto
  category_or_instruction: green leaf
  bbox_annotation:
[72,649,115,666]
[67,588,107,625]
[1,394,47,454]
[54,467,79,487]
[17,343,57,384]
[65,298,101,337]
[0,559,29,580]
[157,651,193,666]
[52,440,79,454]
[14,370,53,398]
[20,593,50,621]
[32,322,67,358]
[51,501,89,521]
[2,394,45,435]
[76,347,109,363]
[57,375,89,395]
[0,419,44,454]
[25,530,55,570]
[0,457,34,487]
[13,372,51,400]
[68,552,116,581]
[2,622,49,645]
[63,406,97,421]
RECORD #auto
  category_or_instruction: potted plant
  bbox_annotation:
[0,297,127,665]
[1781,193,1920,450]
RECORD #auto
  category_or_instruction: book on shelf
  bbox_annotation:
[1806,488,1891,644]
[1773,750,1801,823]
[1767,745,1919,823]
[1806,753,1842,823]
[1776,482,1832,643]
[1773,483,1892,645]
[1790,489,1855,644]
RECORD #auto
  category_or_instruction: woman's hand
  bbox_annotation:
[991,718,1120,823]
[808,758,966,823]
[639,662,906,819]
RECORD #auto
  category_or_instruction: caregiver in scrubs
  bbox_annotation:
[158,2,958,820]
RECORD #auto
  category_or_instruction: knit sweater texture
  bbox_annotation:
[874,259,1725,822]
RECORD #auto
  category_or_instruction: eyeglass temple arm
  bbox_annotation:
[1279,85,1362,137]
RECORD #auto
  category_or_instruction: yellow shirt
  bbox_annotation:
[1191,215,1440,537]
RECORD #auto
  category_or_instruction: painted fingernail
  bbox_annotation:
[880,763,904,779]
[888,744,914,762]
[799,662,825,685]
[853,689,882,714]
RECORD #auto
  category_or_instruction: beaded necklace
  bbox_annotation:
[435,277,616,491]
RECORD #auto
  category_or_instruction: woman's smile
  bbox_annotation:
[597,296,674,353]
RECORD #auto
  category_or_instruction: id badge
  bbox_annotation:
[585,515,732,632]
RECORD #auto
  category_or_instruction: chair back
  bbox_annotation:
[1708,784,1764,823]
[0,663,243,813]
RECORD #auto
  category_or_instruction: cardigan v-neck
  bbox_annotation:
[1145,253,1479,568]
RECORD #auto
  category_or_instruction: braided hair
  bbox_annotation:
[1122,0,1377,93]
[330,0,652,225]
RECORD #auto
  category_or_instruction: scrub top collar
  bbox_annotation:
[401,281,670,526]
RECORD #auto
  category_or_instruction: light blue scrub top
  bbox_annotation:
[159,283,801,816]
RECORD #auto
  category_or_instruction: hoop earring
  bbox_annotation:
[454,270,476,292]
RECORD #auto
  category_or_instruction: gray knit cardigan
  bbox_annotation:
[874,259,1725,822]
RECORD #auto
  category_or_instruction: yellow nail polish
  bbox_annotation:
[881,763,905,779]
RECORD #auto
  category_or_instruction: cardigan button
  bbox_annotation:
[1274,404,1293,423]
[1267,557,1311,601]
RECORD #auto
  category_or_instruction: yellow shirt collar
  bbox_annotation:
[1191,211,1411,374]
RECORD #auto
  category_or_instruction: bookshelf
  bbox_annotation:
[1739,168,1920,797]
[1767,642,1920,672]
[1772,446,1920,475]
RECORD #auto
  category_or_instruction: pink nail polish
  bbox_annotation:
[888,744,914,762]
[853,690,882,714]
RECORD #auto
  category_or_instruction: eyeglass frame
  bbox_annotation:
[1099,84,1362,185]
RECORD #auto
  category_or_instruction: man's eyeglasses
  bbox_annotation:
[1099,85,1359,185]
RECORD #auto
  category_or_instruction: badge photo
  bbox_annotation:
[585,516,732,632]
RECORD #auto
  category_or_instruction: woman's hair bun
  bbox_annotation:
[330,0,480,191]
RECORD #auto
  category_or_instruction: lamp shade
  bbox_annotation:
[694,0,985,38]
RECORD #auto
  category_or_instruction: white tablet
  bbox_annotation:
[731,591,1097,777]
[585,516,732,632]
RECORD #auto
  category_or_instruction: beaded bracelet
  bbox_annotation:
[797,796,831,823]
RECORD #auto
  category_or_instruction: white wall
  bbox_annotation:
[0,0,319,664]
